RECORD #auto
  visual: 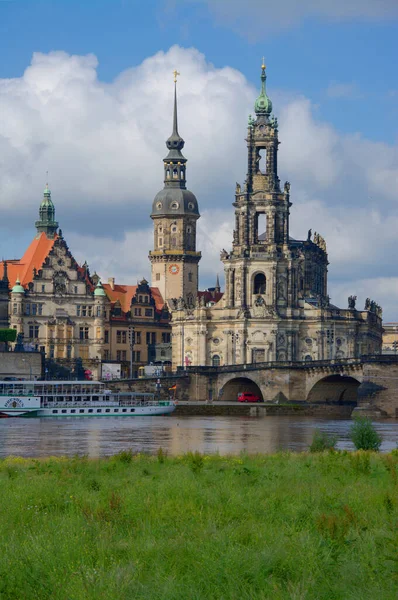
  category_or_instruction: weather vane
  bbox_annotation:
[173,69,180,83]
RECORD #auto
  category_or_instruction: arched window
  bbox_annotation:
[166,169,170,179]
[254,273,266,295]
[171,237,177,247]
[180,170,184,179]
[212,355,220,367]
[188,272,193,282]
[304,355,312,362]
[258,148,267,174]
[173,169,178,179]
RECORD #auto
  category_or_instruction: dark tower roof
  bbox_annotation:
[151,75,199,219]
[35,184,59,239]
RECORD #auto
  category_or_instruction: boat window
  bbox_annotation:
[61,409,67,414]
[48,396,54,402]
[52,410,58,414]
[105,409,110,413]
[130,408,135,412]
[97,409,102,413]
[114,409,119,413]
[71,409,76,414]
[79,409,84,413]
[88,409,93,413]
[92,396,99,402]
[122,409,127,413]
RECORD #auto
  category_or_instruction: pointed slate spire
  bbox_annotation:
[162,70,187,189]
[215,273,221,294]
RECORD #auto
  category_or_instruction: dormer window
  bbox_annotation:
[166,169,170,179]
[171,201,179,210]
[172,169,178,179]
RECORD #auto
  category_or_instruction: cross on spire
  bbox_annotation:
[173,69,180,83]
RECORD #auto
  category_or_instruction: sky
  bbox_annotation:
[0,0,397,317]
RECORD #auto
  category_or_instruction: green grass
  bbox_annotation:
[0,450,397,600]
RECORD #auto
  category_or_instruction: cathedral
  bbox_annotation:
[157,64,383,368]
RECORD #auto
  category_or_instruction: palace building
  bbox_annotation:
[166,64,383,368]
[0,186,171,378]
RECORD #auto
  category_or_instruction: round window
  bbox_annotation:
[156,202,162,210]
[213,338,220,346]
[188,202,195,210]
[171,201,179,210]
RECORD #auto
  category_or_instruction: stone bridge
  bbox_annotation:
[181,355,398,417]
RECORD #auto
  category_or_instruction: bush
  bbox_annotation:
[350,417,382,451]
[309,429,338,453]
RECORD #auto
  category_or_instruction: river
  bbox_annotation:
[0,416,397,457]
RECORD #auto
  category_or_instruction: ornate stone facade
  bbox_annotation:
[0,187,106,377]
[169,65,383,368]
[0,186,172,379]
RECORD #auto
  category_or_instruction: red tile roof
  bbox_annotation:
[198,290,224,305]
[102,284,165,313]
[0,233,57,289]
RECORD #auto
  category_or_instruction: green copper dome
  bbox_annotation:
[35,183,59,238]
[12,278,25,294]
[94,280,107,297]
[254,64,272,117]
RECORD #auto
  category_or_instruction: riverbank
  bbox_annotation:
[1,452,397,599]
[174,401,355,417]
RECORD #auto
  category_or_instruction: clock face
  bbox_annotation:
[169,264,180,275]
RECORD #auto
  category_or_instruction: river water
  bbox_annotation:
[0,416,397,458]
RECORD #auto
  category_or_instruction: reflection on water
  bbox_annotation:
[0,416,397,458]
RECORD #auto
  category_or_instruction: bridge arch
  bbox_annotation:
[219,376,263,402]
[307,374,361,404]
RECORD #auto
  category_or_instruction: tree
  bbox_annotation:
[0,328,17,351]
[0,329,17,343]
[349,417,382,451]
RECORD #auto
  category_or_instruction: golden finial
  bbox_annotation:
[173,69,180,83]
[261,57,266,70]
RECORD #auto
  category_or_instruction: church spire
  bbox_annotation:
[254,60,273,118]
[35,183,59,239]
[164,72,187,189]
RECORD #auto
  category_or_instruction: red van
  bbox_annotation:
[238,392,261,403]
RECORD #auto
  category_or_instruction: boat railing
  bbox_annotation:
[41,398,172,408]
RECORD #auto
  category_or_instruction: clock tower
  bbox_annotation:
[149,72,201,306]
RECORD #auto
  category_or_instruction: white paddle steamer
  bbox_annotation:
[0,380,176,418]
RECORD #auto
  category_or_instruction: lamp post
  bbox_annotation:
[128,326,135,379]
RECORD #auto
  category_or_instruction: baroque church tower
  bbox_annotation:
[170,63,382,369]
[222,61,328,320]
[149,73,201,306]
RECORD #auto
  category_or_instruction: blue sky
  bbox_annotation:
[1,0,397,141]
[0,0,397,316]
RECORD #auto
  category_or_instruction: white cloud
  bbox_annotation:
[1,46,398,318]
[188,0,398,37]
